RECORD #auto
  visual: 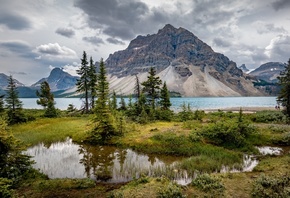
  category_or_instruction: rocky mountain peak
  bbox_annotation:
[239,64,249,73]
[157,24,177,34]
[0,73,25,89]
[249,62,285,83]
[31,67,78,91]
[105,24,262,96]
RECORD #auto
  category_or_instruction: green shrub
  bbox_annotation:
[193,110,205,121]
[252,111,286,123]
[191,173,224,195]
[197,119,255,149]
[157,182,186,198]
[252,173,290,198]
[0,178,14,198]
[177,103,194,121]
[155,109,174,121]
[272,132,290,145]
[268,125,288,133]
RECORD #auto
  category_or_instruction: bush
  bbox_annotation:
[177,103,194,121]
[272,132,290,146]
[191,173,224,195]
[157,182,186,198]
[252,111,286,123]
[252,173,290,197]
[155,109,174,121]
[197,119,255,149]
[0,178,14,198]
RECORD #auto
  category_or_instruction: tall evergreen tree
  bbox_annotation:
[76,51,90,113]
[277,58,290,120]
[90,59,116,143]
[159,82,171,110]
[110,90,117,111]
[95,59,109,110]
[36,81,57,117]
[88,56,97,110]
[141,67,162,110]
[134,75,141,99]
[5,75,25,124]
[36,81,53,108]
[0,94,4,113]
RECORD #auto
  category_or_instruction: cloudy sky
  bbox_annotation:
[0,0,290,85]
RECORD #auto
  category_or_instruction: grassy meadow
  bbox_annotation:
[8,109,290,197]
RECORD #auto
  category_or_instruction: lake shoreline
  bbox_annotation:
[204,106,277,113]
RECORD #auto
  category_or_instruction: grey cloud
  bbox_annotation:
[272,0,290,10]
[213,38,231,47]
[9,71,27,75]
[0,40,31,53]
[106,38,125,45]
[256,23,288,34]
[0,12,32,30]
[56,27,75,38]
[83,36,104,45]
[0,40,35,58]
[103,26,135,40]
[74,0,151,40]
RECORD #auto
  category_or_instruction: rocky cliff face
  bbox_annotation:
[105,24,263,96]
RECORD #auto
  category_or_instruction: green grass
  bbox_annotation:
[11,117,89,146]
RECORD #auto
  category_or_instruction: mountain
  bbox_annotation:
[249,62,285,96]
[238,64,249,73]
[105,24,263,96]
[249,62,285,83]
[1,68,79,98]
[31,68,79,92]
[0,73,25,89]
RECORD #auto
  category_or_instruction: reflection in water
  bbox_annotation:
[25,139,284,185]
[25,138,180,183]
[257,146,283,155]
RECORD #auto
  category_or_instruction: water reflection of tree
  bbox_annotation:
[79,145,116,181]
[115,149,127,172]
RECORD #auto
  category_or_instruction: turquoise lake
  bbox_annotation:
[21,96,277,111]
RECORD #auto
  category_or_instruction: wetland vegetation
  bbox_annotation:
[1,108,290,197]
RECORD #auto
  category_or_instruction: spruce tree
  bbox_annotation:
[5,75,25,124]
[95,59,109,110]
[277,58,290,120]
[159,82,171,110]
[76,51,90,113]
[36,81,51,108]
[90,59,116,144]
[141,67,162,110]
[110,90,117,111]
[0,117,32,185]
[134,75,141,99]
[88,56,97,110]
[36,81,57,117]
[0,94,4,113]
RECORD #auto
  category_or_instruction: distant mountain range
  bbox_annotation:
[0,68,79,98]
[0,24,286,97]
